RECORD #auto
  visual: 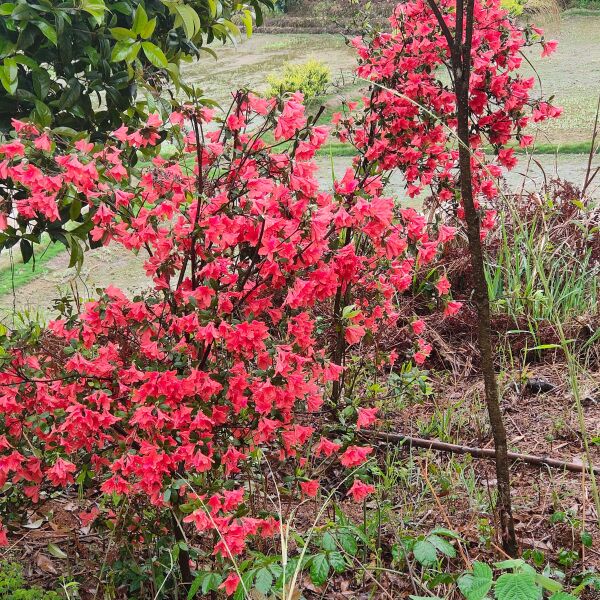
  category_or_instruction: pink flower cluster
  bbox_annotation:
[0,89,454,576]
[336,0,560,237]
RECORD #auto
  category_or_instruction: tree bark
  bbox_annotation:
[453,0,518,557]
[425,0,519,555]
[172,510,194,594]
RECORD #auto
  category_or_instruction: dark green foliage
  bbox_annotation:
[0,0,272,135]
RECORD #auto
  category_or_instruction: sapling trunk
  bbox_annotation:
[426,0,518,555]
[456,0,517,557]
[172,508,194,593]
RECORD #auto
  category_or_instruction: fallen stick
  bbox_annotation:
[362,430,600,476]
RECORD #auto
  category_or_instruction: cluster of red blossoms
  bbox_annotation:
[335,0,560,235]
[0,87,456,586]
[0,0,561,591]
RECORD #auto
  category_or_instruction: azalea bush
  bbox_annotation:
[335,0,561,221]
[0,89,457,595]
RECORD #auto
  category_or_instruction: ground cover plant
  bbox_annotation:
[0,0,599,597]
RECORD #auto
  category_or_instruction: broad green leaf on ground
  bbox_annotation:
[413,540,438,566]
[458,561,493,600]
[495,573,538,600]
[328,551,347,573]
[254,567,273,595]
[310,554,329,586]
[428,534,456,558]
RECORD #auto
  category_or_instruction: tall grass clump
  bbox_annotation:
[484,180,600,331]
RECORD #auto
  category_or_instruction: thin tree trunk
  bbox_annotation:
[172,510,194,594]
[452,0,518,556]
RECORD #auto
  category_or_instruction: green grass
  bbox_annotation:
[524,141,597,154]
[0,241,65,297]
[316,139,598,158]
[485,200,600,343]
[563,6,600,14]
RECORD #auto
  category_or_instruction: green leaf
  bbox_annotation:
[12,55,38,69]
[110,27,134,41]
[428,534,456,558]
[59,79,82,110]
[255,567,273,595]
[253,1,264,26]
[47,543,67,559]
[81,0,106,22]
[111,2,130,15]
[0,3,14,16]
[68,235,83,269]
[0,58,18,94]
[187,574,203,600]
[142,42,168,68]
[494,573,538,600]
[201,572,222,594]
[458,562,493,600]
[127,41,141,62]
[494,559,525,571]
[413,540,437,566]
[10,3,33,20]
[581,531,593,548]
[175,4,201,39]
[535,574,563,594]
[199,46,218,60]
[328,551,346,573]
[310,554,329,586]
[33,99,52,127]
[241,9,253,38]
[111,40,134,62]
[35,20,57,45]
[338,532,358,556]
[529,343,562,351]
[222,18,241,38]
[32,69,51,100]
[550,593,578,600]
[233,570,255,600]
[132,3,148,34]
[322,532,336,551]
[430,527,462,539]
[20,239,33,264]
[140,17,157,39]
[70,196,82,221]
[51,126,80,138]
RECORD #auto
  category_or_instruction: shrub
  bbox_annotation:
[266,59,331,101]
[336,0,561,210]
[0,0,272,135]
[0,91,454,595]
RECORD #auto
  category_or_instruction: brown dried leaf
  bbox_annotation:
[36,553,57,575]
